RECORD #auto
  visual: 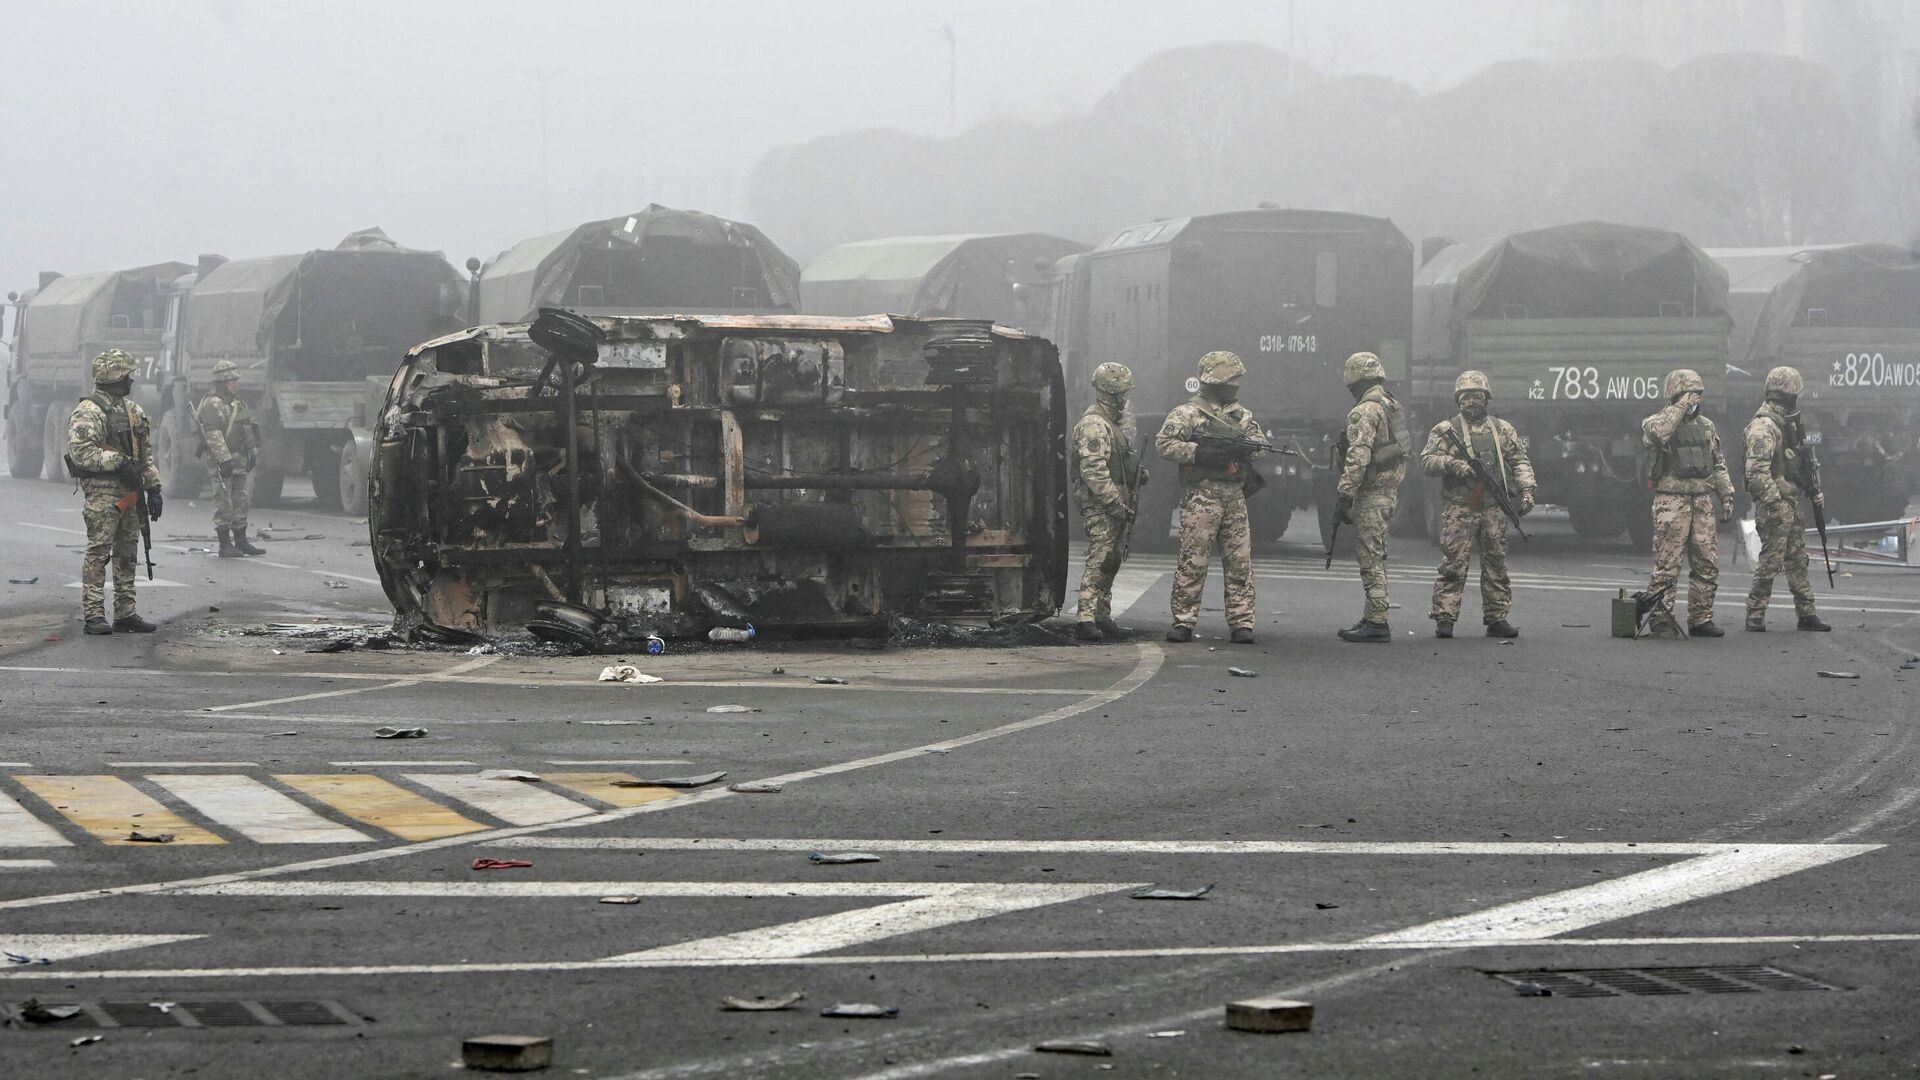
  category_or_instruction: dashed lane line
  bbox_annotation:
[494,837,1771,856]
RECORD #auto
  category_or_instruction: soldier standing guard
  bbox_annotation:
[1333,351,1410,642]
[1072,362,1145,641]
[1155,350,1264,644]
[1743,365,1830,632]
[197,359,266,558]
[1640,368,1735,639]
[65,349,164,635]
[1421,370,1536,638]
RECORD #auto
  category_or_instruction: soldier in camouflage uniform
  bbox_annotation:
[1072,363,1145,641]
[1420,370,1536,638]
[196,359,266,557]
[1743,365,1830,632]
[65,350,164,635]
[1334,352,1411,642]
[1155,350,1264,644]
[1641,368,1735,639]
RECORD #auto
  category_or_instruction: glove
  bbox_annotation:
[116,458,145,486]
[1136,467,1149,487]
[1720,497,1734,523]
[1447,459,1476,481]
[1193,443,1238,468]
[1519,491,1535,516]
[217,459,237,478]
[1334,493,1354,525]
[146,488,163,521]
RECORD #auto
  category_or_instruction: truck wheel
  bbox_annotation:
[1568,504,1624,540]
[1624,504,1655,551]
[155,413,204,499]
[1248,497,1292,547]
[41,405,69,482]
[1391,473,1427,539]
[337,436,372,517]
[1424,486,1445,545]
[6,401,44,478]
[309,449,343,508]
[253,467,286,506]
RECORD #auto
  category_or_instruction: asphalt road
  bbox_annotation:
[0,465,1916,1079]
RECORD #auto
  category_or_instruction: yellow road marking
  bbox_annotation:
[275,775,487,841]
[13,775,226,845]
[543,773,682,809]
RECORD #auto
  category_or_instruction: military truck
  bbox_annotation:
[5,262,191,480]
[1713,244,1920,522]
[1041,208,1415,549]
[154,230,466,507]
[799,233,1087,331]
[1411,222,1732,548]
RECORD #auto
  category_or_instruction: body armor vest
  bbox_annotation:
[1663,416,1715,480]
[1755,406,1805,493]
[1071,410,1138,493]
[1363,389,1411,469]
[66,393,135,480]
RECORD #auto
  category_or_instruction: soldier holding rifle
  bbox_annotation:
[1420,371,1536,638]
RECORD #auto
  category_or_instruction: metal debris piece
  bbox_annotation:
[598,665,662,684]
[373,726,427,739]
[479,769,542,782]
[69,1034,103,1048]
[819,1003,897,1018]
[809,852,881,864]
[1227,667,1258,677]
[16,1000,82,1022]
[615,771,726,789]
[1816,671,1860,679]
[598,896,642,905]
[810,675,850,685]
[706,705,757,713]
[1315,902,1339,909]
[1131,884,1213,900]
[127,831,176,843]
[471,858,534,871]
[6,577,37,585]
[728,781,784,794]
[1036,1040,1112,1056]
[720,991,806,1012]
[1224,997,1313,1033]
[462,1033,553,1072]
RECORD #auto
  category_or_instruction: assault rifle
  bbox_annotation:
[1792,416,1836,588]
[1325,432,1349,570]
[109,403,156,581]
[1632,580,1679,637]
[1103,431,1151,578]
[1438,424,1530,542]
[1192,428,1303,459]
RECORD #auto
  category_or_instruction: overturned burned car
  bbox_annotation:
[368,311,1069,642]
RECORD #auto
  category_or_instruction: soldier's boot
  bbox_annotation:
[1744,613,1767,632]
[1485,620,1518,639]
[1229,627,1255,644]
[1690,620,1725,638]
[1796,614,1832,632]
[1337,620,1391,643]
[112,615,157,633]
[234,529,267,557]
[1094,618,1128,641]
[1165,625,1194,643]
[1074,621,1103,642]
[83,618,113,636]
[217,528,241,558]
[1434,620,1454,639]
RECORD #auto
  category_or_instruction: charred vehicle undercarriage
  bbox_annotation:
[369,311,1068,642]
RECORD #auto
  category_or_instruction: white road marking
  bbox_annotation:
[146,775,371,844]
[59,578,193,588]
[494,837,1749,856]
[0,859,56,870]
[0,791,72,847]
[329,760,479,767]
[0,762,32,768]
[178,881,1106,899]
[404,773,598,825]
[542,759,684,766]
[1362,843,1877,943]
[18,522,84,535]
[107,761,260,768]
[203,655,500,712]
[0,933,203,962]
[253,558,382,586]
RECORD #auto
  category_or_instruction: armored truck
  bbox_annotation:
[799,233,1087,332]
[1412,222,1732,547]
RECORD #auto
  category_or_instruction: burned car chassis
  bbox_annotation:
[369,312,1068,640]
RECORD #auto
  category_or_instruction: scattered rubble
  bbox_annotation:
[373,726,427,739]
[1130,884,1213,900]
[1227,667,1258,677]
[616,772,725,789]
[471,858,534,871]
[598,896,642,905]
[721,992,805,1012]
[728,781,784,794]
[479,769,542,782]
[809,852,881,865]
[706,705,757,713]
[1036,1040,1112,1056]
[1816,671,1860,679]
[598,665,662,684]
[819,1003,897,1018]
[127,831,176,843]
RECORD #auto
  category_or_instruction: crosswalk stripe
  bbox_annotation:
[13,776,226,845]
[275,774,487,841]
[147,775,371,845]
[0,790,71,848]
[543,773,682,809]
[404,774,598,826]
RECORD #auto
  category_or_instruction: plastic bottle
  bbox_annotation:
[643,635,667,655]
[707,624,756,643]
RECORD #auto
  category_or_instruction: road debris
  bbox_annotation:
[1227,667,1258,677]
[810,675,850,685]
[1130,884,1213,900]
[1146,1030,1186,1038]
[615,772,726,789]
[322,579,349,589]
[728,781,784,794]
[6,577,37,585]
[304,638,355,654]
[1816,671,1860,679]
[69,1034,103,1048]
[127,830,176,843]
[598,665,662,684]
[16,999,82,1022]
[373,726,427,739]
[3,952,51,966]
[598,896,642,905]
[819,1003,897,1018]
[809,852,882,864]
[1036,1040,1112,1056]
[706,705,757,713]
[265,731,299,737]
[1315,901,1340,909]
[479,769,543,782]
[148,1001,176,1014]
[471,858,534,871]
[462,1033,553,1072]
[721,991,806,1012]
[708,626,756,643]
[1510,980,1554,997]
[1224,997,1313,1033]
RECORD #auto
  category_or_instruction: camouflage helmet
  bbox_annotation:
[1764,365,1803,397]
[1453,370,1492,399]
[1091,362,1134,395]
[1343,351,1386,387]
[1663,368,1705,401]
[1197,350,1245,384]
[210,359,241,382]
[92,349,136,386]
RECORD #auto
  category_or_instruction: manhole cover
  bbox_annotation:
[3,999,362,1030]
[1489,965,1841,998]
